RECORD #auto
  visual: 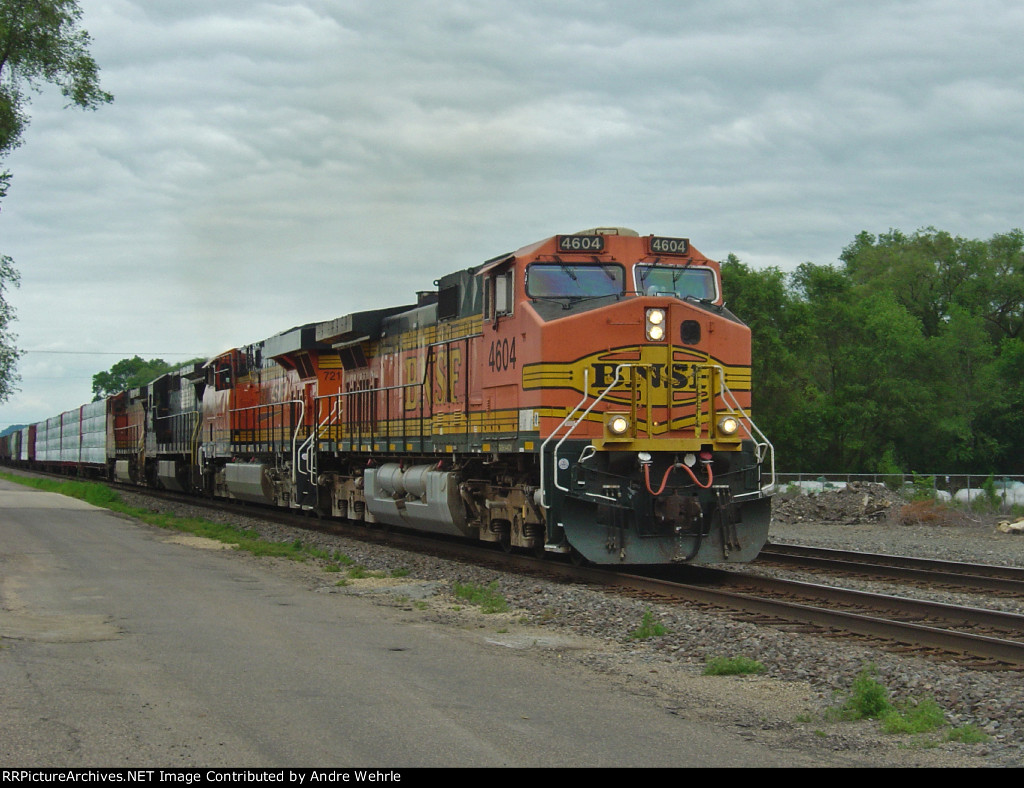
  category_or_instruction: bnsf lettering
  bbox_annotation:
[404,357,418,410]
[590,362,695,389]
[433,346,463,404]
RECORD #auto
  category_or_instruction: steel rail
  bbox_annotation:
[760,542,1024,594]
[613,568,1024,667]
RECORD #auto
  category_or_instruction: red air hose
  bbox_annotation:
[643,461,714,496]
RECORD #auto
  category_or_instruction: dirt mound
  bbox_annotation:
[772,482,905,525]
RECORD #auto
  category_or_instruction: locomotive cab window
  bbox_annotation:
[484,270,514,320]
[525,263,625,300]
[210,363,233,391]
[636,265,717,302]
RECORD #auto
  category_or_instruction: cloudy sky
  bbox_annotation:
[2,0,1023,428]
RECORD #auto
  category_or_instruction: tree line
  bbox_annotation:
[722,227,1024,475]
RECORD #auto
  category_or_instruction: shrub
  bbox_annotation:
[982,475,1002,509]
[907,472,937,501]
[831,664,892,721]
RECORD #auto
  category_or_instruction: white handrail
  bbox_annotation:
[710,363,776,495]
[540,365,635,507]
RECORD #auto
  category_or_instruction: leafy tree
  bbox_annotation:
[0,0,113,403]
[0,248,20,401]
[92,357,176,401]
[0,164,18,399]
[840,227,1024,343]
[987,337,1024,473]
[737,225,1024,475]
[965,229,1024,341]
[840,228,961,338]
[720,255,806,453]
[0,0,114,155]
[924,307,1001,470]
[842,291,931,472]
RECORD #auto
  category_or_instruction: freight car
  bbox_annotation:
[6,228,774,565]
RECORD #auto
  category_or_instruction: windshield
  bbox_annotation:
[526,264,625,299]
[635,265,717,301]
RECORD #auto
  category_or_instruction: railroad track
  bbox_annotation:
[759,541,1024,595]
[667,566,1024,669]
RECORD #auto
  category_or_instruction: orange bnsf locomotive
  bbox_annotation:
[9,228,774,565]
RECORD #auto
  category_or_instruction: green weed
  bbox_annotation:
[348,565,385,579]
[629,609,668,639]
[703,656,767,676]
[944,724,990,744]
[881,697,945,734]
[828,664,892,721]
[453,580,509,614]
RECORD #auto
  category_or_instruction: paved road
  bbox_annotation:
[0,480,817,767]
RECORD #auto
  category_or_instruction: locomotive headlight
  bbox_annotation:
[608,414,631,435]
[604,413,632,441]
[717,415,740,436]
[646,308,667,341]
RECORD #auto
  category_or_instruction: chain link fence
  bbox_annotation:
[777,473,1024,506]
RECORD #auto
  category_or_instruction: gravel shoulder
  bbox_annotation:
[114,485,1024,768]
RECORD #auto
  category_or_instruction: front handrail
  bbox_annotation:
[540,364,635,507]
[154,410,199,454]
[709,363,776,495]
[228,399,306,480]
[113,423,143,456]
[298,398,340,489]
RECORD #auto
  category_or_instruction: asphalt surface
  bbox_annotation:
[0,480,820,768]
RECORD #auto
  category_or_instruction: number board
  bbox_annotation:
[556,235,605,253]
[648,236,690,255]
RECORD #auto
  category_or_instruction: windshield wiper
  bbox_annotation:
[685,294,723,313]
[530,293,622,309]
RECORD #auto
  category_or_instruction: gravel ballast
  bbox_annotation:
[118,487,1024,768]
